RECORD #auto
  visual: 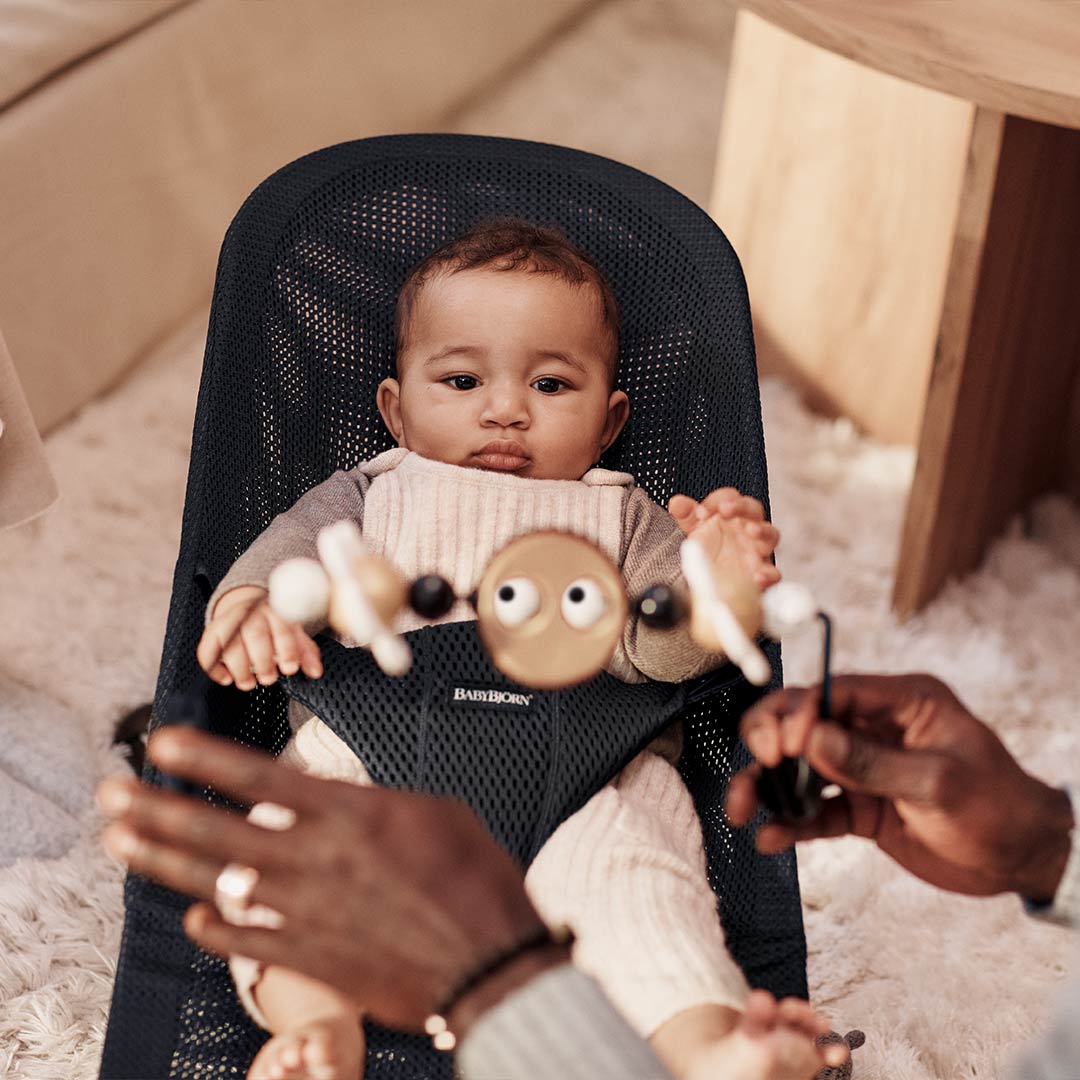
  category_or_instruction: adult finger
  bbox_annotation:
[825,674,958,733]
[755,791,884,852]
[807,722,953,804]
[102,821,223,900]
[184,902,300,967]
[724,767,761,827]
[241,614,278,686]
[741,687,820,766]
[97,777,299,870]
[147,727,339,818]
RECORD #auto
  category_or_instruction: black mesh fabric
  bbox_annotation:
[100,134,806,1080]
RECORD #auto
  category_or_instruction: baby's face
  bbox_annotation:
[377,269,628,480]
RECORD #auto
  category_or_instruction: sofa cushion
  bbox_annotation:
[0,0,188,109]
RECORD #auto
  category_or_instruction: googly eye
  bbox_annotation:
[492,577,541,628]
[561,578,607,630]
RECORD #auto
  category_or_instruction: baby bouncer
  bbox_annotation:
[99,134,807,1079]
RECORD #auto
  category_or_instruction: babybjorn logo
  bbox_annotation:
[451,686,534,708]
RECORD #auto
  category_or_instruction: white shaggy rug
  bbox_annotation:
[4,2,1080,1077]
[3,310,1080,1080]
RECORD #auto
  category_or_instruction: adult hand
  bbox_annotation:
[96,728,564,1036]
[726,674,1074,901]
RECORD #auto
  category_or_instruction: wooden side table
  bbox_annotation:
[712,0,1080,615]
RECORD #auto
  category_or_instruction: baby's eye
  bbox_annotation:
[531,377,567,395]
[445,375,478,391]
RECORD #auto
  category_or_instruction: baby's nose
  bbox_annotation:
[481,385,530,426]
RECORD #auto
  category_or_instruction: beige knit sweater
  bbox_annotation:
[208,448,720,685]
[215,452,753,1035]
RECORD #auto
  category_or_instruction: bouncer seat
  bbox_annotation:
[100,133,806,1080]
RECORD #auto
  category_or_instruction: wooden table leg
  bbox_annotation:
[893,112,1080,616]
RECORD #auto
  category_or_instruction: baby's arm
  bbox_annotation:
[197,470,370,689]
[619,487,779,683]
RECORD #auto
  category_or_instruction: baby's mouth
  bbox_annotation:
[471,440,531,472]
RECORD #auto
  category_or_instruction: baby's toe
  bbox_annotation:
[302,1029,338,1073]
[247,1034,303,1080]
[299,1020,363,1080]
[278,1039,304,1070]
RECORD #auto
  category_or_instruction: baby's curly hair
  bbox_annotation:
[394,217,620,383]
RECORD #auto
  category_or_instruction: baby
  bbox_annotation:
[198,219,834,1080]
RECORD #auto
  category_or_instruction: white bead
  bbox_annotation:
[268,558,331,625]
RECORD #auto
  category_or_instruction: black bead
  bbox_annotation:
[409,575,456,620]
[636,584,683,629]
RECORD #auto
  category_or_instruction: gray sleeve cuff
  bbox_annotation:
[1024,785,1080,927]
[456,964,673,1080]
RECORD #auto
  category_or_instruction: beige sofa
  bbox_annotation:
[0,0,591,441]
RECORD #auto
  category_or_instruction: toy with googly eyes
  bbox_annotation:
[474,531,628,690]
[269,525,835,822]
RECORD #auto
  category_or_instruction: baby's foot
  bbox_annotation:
[686,991,845,1080]
[669,490,781,592]
[248,1013,364,1080]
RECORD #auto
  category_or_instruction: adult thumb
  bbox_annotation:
[809,722,948,804]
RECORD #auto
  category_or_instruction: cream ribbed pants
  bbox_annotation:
[226,716,750,1038]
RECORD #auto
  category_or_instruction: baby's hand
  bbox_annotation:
[196,585,324,691]
[668,489,781,592]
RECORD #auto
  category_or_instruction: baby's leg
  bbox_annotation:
[246,966,364,1080]
[524,750,751,1052]
[526,749,841,1080]
[225,722,375,1079]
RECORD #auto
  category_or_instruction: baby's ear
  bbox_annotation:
[600,389,630,452]
[376,378,405,445]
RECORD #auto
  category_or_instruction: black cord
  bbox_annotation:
[818,611,833,719]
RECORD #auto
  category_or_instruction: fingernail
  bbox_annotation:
[103,826,138,863]
[95,782,132,816]
[220,673,233,686]
[280,661,298,675]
